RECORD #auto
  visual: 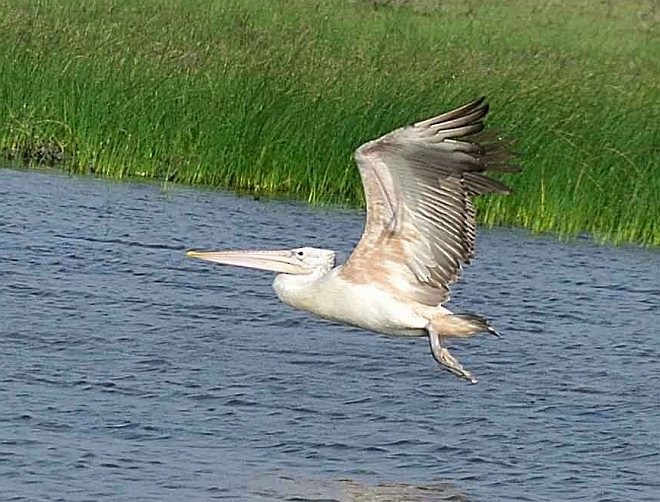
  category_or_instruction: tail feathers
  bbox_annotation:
[450,313,501,338]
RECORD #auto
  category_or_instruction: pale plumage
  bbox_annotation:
[343,97,516,306]
[187,97,518,383]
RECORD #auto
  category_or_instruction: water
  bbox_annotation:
[1,167,658,501]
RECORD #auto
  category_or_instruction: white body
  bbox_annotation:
[273,266,450,337]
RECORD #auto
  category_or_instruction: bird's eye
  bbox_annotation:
[296,250,304,257]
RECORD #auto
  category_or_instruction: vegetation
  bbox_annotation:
[1,0,658,245]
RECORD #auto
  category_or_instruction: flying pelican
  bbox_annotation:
[187,97,518,383]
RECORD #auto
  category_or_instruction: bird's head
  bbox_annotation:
[186,246,335,275]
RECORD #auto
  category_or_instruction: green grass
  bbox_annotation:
[1,0,658,245]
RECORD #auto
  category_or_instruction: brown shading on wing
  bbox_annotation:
[340,97,518,306]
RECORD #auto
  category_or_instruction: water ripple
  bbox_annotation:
[1,168,659,501]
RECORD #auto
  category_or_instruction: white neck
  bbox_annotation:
[272,267,332,312]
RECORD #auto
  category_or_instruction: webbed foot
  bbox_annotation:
[427,327,477,384]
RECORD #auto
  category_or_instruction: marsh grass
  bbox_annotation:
[1,0,658,245]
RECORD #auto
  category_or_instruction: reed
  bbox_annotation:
[1,0,658,245]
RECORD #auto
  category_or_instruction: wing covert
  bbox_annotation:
[341,97,518,305]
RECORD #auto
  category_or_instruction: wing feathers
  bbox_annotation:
[414,97,486,128]
[423,105,489,132]
[342,98,518,306]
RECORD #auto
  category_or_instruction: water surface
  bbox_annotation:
[1,168,658,501]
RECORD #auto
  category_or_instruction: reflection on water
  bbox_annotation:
[337,480,466,502]
[248,473,467,501]
[1,168,659,501]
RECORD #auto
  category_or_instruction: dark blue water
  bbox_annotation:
[1,167,658,501]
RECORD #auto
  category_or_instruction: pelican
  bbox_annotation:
[187,97,518,383]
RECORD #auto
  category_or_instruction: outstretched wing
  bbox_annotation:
[339,97,518,306]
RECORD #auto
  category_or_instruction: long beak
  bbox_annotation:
[186,249,308,275]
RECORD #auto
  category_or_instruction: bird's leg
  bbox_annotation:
[427,325,477,384]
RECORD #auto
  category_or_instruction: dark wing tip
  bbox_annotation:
[414,96,488,129]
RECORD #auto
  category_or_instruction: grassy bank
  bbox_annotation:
[1,0,658,245]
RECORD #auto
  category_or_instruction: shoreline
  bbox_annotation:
[1,0,658,246]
